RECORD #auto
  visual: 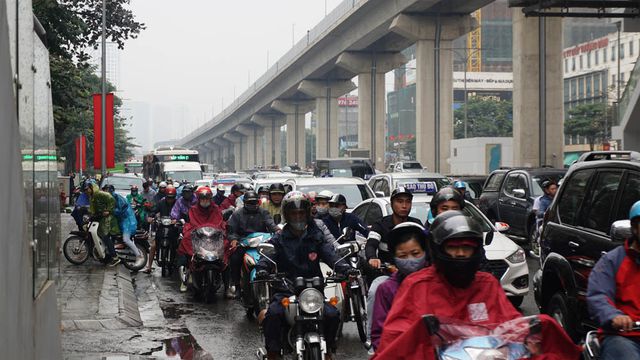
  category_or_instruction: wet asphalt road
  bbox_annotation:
[144,256,541,359]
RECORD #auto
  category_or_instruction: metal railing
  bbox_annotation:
[184,0,365,145]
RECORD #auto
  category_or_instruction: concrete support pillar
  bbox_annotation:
[252,114,285,168]
[298,80,356,159]
[223,132,243,172]
[236,124,264,170]
[213,138,229,171]
[512,12,563,168]
[390,14,477,173]
[336,52,406,170]
[272,100,315,167]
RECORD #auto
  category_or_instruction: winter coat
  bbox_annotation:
[227,207,278,242]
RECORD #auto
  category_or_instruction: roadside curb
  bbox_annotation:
[116,265,143,327]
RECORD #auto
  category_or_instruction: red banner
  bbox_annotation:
[93,93,115,169]
[75,135,86,171]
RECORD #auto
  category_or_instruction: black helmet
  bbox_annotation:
[257,186,269,194]
[328,194,347,206]
[281,191,312,223]
[429,210,485,288]
[244,191,259,203]
[103,184,115,193]
[541,179,556,189]
[430,186,465,218]
[231,184,243,194]
[391,186,413,201]
[269,183,285,194]
[182,184,194,193]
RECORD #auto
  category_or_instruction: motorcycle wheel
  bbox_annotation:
[160,248,169,277]
[203,270,217,303]
[63,236,89,265]
[122,244,148,271]
[240,268,254,313]
[352,291,368,343]
[306,343,322,360]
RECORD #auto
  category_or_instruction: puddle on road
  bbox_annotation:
[161,303,195,319]
[150,334,213,360]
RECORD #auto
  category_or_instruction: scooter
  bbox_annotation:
[239,232,273,315]
[583,322,640,360]
[334,237,368,344]
[187,226,226,303]
[63,215,149,271]
[153,216,179,277]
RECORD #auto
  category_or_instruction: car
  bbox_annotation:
[392,161,424,172]
[533,151,640,340]
[100,174,144,198]
[313,158,375,180]
[368,172,451,197]
[352,194,530,306]
[477,167,566,252]
[284,177,375,209]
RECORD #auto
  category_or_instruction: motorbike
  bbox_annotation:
[131,201,153,230]
[63,215,150,271]
[583,321,640,360]
[187,226,226,303]
[153,216,180,277]
[239,232,273,315]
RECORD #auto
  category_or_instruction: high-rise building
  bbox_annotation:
[87,42,121,90]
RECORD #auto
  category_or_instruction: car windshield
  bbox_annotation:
[396,177,452,190]
[165,171,202,183]
[102,176,143,190]
[297,184,372,208]
[386,201,492,232]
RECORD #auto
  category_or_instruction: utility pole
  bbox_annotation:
[100,0,107,177]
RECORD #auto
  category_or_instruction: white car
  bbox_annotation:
[284,177,375,209]
[352,194,530,306]
[393,161,425,172]
[368,172,451,197]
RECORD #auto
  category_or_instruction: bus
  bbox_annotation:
[143,147,203,183]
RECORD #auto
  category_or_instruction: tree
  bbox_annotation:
[33,0,145,172]
[565,102,611,151]
[454,98,513,139]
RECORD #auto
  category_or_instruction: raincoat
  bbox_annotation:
[112,192,137,235]
[88,183,119,237]
[177,203,228,262]
[127,192,148,223]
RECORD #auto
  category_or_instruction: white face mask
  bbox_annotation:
[199,200,211,208]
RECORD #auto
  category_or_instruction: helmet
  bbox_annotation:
[269,183,285,194]
[244,191,259,203]
[281,191,312,223]
[182,179,188,185]
[391,186,413,201]
[257,186,269,194]
[629,200,640,222]
[103,184,115,193]
[453,181,466,190]
[328,194,347,206]
[165,186,177,198]
[195,186,213,199]
[541,179,556,189]
[231,183,246,194]
[130,185,139,192]
[385,222,427,254]
[430,187,465,219]
[216,184,226,192]
[429,210,485,288]
[159,181,168,188]
[182,184,194,193]
[316,190,334,201]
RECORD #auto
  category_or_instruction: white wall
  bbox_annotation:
[449,137,513,175]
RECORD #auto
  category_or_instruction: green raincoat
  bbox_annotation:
[88,183,119,237]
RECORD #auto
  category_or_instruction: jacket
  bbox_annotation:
[227,207,278,242]
[213,193,234,209]
[141,188,157,203]
[152,198,175,218]
[587,238,640,337]
[171,196,198,222]
[533,194,553,220]
[371,272,402,350]
[112,192,137,234]
[319,212,369,243]
[260,200,282,222]
[255,220,349,284]
[377,266,520,353]
[365,215,422,264]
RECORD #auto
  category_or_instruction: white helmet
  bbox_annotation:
[316,190,334,201]
[159,181,168,188]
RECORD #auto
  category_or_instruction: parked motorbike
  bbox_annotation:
[239,232,273,315]
[583,321,640,360]
[187,226,226,303]
[63,215,149,271]
[153,216,179,277]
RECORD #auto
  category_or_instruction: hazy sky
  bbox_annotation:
[120,0,346,144]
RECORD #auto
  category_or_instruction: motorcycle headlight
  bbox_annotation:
[161,218,172,226]
[299,288,324,314]
[506,248,526,263]
[197,249,217,261]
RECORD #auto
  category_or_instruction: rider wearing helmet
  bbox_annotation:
[141,181,157,203]
[86,180,120,266]
[170,184,197,223]
[261,183,285,223]
[144,185,179,274]
[257,186,270,203]
[319,193,369,243]
[126,185,147,227]
[212,184,234,210]
[104,183,142,262]
[532,180,558,222]
[376,210,521,356]
[176,186,227,293]
[228,183,247,208]
[255,191,349,359]
[153,181,168,203]
[314,190,334,217]
[227,190,278,298]
[426,186,466,226]
[453,180,473,202]
[587,200,640,359]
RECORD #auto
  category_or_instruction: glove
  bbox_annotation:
[255,270,270,280]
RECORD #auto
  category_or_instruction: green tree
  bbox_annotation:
[454,98,513,139]
[565,102,611,151]
[33,0,144,172]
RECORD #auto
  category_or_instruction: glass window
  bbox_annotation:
[611,46,616,61]
[594,73,601,96]
[578,77,585,98]
[587,51,591,68]
[572,57,576,71]
[595,50,599,65]
[579,55,583,70]
[603,48,607,63]
[620,43,625,59]
[296,184,372,208]
[612,74,617,89]
[564,58,568,73]
[582,171,623,233]
[630,40,634,56]
[364,204,383,226]
[502,173,526,197]
[586,75,592,98]
[484,172,506,191]
[614,171,640,222]
[564,80,570,102]
[352,204,370,225]
[571,78,577,100]
[557,169,594,226]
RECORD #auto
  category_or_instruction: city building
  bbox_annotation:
[87,42,121,90]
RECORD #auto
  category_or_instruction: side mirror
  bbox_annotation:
[222,208,233,221]
[610,220,632,242]
[375,191,385,198]
[494,222,510,232]
[512,189,526,199]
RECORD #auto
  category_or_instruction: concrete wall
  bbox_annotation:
[0,0,63,358]
[449,137,514,175]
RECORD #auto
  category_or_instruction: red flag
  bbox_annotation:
[75,135,86,171]
[93,93,115,169]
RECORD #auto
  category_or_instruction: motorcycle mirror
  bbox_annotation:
[222,209,233,221]
[180,219,186,225]
[421,315,440,335]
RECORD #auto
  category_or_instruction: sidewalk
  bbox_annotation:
[57,214,191,359]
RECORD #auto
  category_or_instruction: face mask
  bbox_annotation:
[199,200,211,208]
[183,192,193,200]
[289,221,307,232]
[131,191,138,196]
[394,254,427,275]
[316,207,328,216]
[328,207,342,219]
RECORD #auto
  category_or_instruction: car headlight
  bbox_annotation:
[299,288,324,314]
[506,248,526,263]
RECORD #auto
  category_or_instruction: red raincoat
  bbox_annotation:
[177,203,229,263]
[375,266,581,359]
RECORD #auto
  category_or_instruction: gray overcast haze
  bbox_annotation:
[120,0,345,151]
